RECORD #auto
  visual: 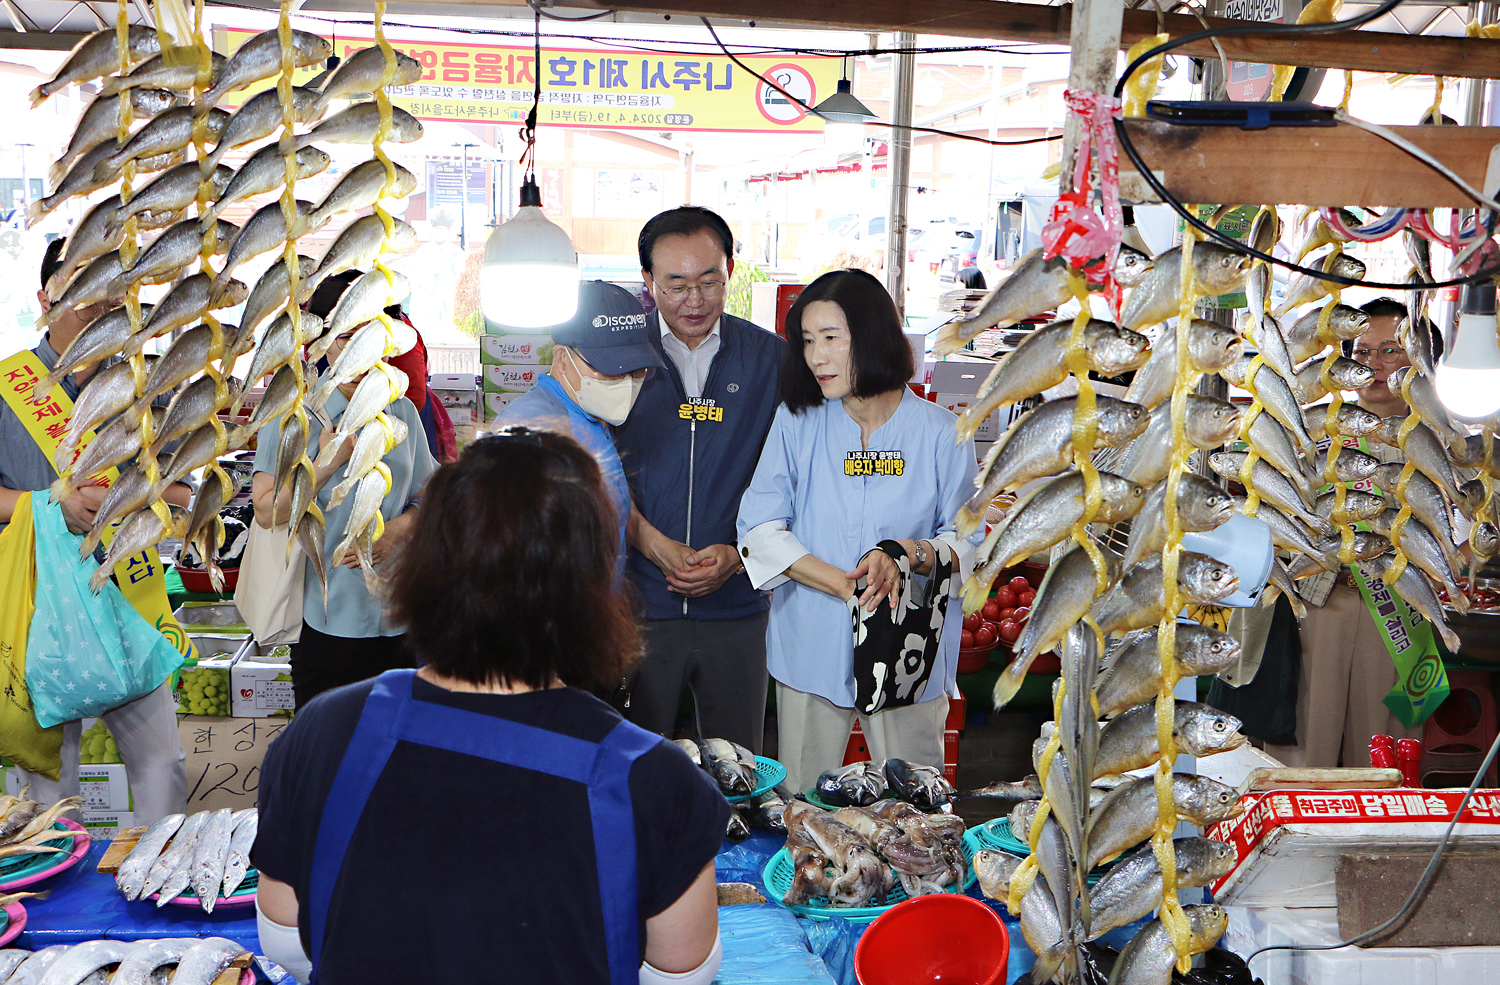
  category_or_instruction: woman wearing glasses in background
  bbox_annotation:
[1265,298,1437,769]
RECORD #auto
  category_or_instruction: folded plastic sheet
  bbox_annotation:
[717,903,838,984]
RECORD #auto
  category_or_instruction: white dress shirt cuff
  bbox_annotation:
[740,520,809,590]
[933,533,976,596]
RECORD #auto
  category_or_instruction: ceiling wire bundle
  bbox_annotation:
[1113,0,1500,291]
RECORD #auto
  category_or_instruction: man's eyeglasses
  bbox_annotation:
[1351,345,1407,363]
[659,280,726,302]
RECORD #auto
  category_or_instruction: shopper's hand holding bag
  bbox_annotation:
[849,540,955,715]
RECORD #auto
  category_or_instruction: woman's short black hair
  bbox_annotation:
[957,266,987,291]
[638,206,734,274]
[306,269,362,320]
[385,427,640,691]
[40,237,66,290]
[779,268,915,414]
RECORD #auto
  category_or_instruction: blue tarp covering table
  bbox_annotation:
[13,839,260,953]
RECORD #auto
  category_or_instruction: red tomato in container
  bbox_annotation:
[963,613,982,632]
[999,607,1016,622]
[961,629,975,648]
[994,587,1018,608]
[998,620,1021,645]
[981,600,1003,622]
[1019,590,1036,607]
[1014,606,1030,625]
[1009,576,1032,593]
[974,625,997,649]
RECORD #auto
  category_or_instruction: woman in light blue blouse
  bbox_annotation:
[737,270,978,791]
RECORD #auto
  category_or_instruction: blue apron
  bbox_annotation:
[306,670,663,982]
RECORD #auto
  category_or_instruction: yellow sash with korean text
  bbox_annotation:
[0,350,195,663]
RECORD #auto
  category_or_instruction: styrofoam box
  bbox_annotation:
[934,393,1002,442]
[480,334,551,365]
[1226,904,1500,984]
[6,764,130,811]
[81,810,134,841]
[484,390,523,422]
[483,364,543,394]
[231,650,295,718]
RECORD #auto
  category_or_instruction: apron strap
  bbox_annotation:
[306,669,662,983]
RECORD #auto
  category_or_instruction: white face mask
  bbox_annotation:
[563,348,642,426]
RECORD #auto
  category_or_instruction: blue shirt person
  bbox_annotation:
[496,280,665,555]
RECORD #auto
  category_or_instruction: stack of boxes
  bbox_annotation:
[480,334,551,422]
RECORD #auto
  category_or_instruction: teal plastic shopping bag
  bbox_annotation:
[25,497,185,728]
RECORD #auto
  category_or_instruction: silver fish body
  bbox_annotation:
[35,939,136,985]
[1388,366,1465,446]
[1274,250,1367,316]
[169,938,249,985]
[202,29,331,107]
[931,248,1073,355]
[139,273,247,343]
[1107,904,1228,985]
[149,374,236,457]
[118,162,233,224]
[1294,355,1376,403]
[34,307,132,401]
[58,406,161,499]
[1241,497,1331,564]
[1087,774,1243,868]
[98,48,225,95]
[1244,411,1317,496]
[126,324,214,416]
[1475,521,1500,561]
[1120,243,1252,331]
[155,423,224,493]
[230,363,301,448]
[1303,401,1382,440]
[217,199,324,288]
[222,809,258,898]
[332,465,392,564]
[183,469,235,556]
[93,505,182,592]
[1243,267,1298,382]
[241,255,317,334]
[273,412,308,501]
[1313,488,1388,525]
[187,808,234,911]
[313,45,423,112]
[52,87,180,184]
[1120,472,1234,571]
[1125,318,1243,409]
[0,951,33,981]
[1313,445,1382,486]
[42,251,124,326]
[304,215,418,298]
[971,469,1143,567]
[30,140,120,221]
[295,102,424,147]
[1371,417,1463,504]
[57,360,135,456]
[244,311,307,390]
[203,86,323,170]
[114,812,184,900]
[1209,452,1325,529]
[139,807,206,899]
[972,847,1026,902]
[993,545,1120,708]
[314,363,409,466]
[1221,353,1316,456]
[78,456,165,558]
[309,159,417,227]
[1089,551,1238,635]
[97,106,229,178]
[1112,394,1242,487]
[1095,624,1242,718]
[327,268,413,339]
[30,26,160,106]
[1284,303,1369,362]
[1368,508,1466,608]
[1094,700,1245,780]
[1088,838,1236,940]
[1358,552,1461,651]
[45,197,123,298]
[206,144,330,222]
[110,939,192,985]
[296,509,330,605]
[329,414,408,507]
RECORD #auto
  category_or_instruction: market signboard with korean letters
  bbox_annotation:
[214,27,841,133]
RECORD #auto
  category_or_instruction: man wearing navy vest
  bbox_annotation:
[614,208,785,753]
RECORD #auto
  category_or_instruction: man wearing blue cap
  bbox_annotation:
[495,280,664,550]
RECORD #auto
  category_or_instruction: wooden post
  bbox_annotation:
[1061,0,1125,192]
[885,32,916,315]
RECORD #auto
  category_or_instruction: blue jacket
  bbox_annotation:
[614,312,785,620]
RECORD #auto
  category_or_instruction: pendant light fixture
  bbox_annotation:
[813,56,876,155]
[480,3,580,329]
[1435,279,1500,419]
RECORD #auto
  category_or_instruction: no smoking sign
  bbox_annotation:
[755,63,817,125]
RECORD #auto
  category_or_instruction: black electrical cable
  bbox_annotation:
[1110,0,1500,290]
[699,17,1064,147]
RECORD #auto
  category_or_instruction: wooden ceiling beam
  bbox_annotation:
[440,0,1500,81]
[1117,118,1500,208]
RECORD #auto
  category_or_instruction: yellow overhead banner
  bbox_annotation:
[214,27,841,134]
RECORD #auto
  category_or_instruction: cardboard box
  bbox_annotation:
[178,715,290,813]
[5,764,130,811]
[231,649,295,718]
[176,656,235,716]
[483,364,543,395]
[480,334,552,366]
[430,373,479,425]
[484,390,523,423]
[79,810,134,841]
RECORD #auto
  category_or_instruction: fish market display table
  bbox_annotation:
[13,840,259,953]
[713,831,1149,985]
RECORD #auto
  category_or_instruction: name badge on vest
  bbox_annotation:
[678,396,724,422]
[845,450,905,476]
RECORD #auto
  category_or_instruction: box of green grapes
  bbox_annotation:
[175,656,235,717]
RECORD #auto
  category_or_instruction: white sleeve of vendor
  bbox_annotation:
[257,897,313,982]
[639,931,723,985]
[931,426,982,592]
[736,407,807,590]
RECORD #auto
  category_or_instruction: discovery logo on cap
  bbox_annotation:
[551,281,666,376]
